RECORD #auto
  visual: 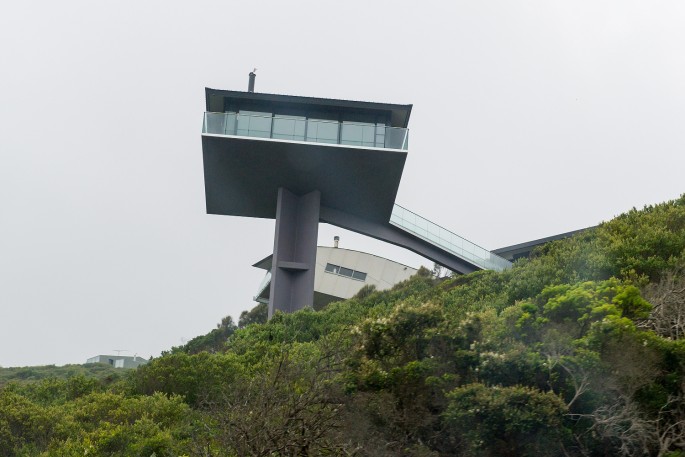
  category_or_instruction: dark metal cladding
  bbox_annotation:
[268,188,320,318]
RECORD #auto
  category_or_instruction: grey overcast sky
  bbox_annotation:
[1,1,684,367]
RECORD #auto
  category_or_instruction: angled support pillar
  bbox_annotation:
[268,188,320,319]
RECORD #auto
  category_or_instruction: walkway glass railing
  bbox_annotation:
[254,271,271,302]
[390,205,512,272]
[203,112,409,150]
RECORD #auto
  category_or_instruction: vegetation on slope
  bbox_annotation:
[1,194,685,456]
[0,364,122,387]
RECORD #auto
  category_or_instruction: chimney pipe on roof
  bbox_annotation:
[248,69,256,92]
[334,236,339,248]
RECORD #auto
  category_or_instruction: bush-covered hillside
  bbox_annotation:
[0,364,122,387]
[2,195,685,456]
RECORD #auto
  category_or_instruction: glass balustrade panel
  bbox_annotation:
[341,122,377,148]
[385,127,408,149]
[375,124,386,148]
[255,271,272,298]
[306,119,339,144]
[237,111,272,138]
[390,204,511,271]
[203,112,408,150]
[272,116,306,141]
[204,112,226,134]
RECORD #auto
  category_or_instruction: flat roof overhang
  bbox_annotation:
[206,88,413,128]
[492,226,596,261]
[202,134,407,223]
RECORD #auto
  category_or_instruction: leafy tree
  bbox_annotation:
[444,383,570,456]
[596,195,685,281]
[239,301,268,327]
[174,315,237,355]
[201,340,350,456]
[130,351,244,405]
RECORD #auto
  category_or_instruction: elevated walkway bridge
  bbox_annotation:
[320,204,511,275]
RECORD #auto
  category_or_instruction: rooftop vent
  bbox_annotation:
[248,69,256,92]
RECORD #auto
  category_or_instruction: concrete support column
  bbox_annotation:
[268,188,321,319]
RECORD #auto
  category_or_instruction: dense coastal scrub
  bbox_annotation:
[2,195,685,456]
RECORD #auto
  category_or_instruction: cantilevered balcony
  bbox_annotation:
[203,112,409,150]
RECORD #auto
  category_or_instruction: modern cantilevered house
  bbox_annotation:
[201,73,511,318]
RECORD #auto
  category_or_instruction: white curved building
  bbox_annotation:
[253,245,418,309]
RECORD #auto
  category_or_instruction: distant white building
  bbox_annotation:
[86,355,148,369]
[254,243,418,309]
